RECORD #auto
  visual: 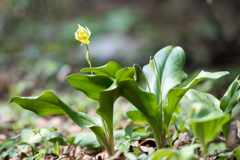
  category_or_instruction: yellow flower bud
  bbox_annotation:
[150,59,155,74]
[75,24,91,45]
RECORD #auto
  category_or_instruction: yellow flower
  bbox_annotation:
[75,24,91,45]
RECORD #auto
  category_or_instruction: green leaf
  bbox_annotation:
[53,141,60,155]
[9,92,67,116]
[143,46,187,104]
[21,128,67,145]
[116,67,136,83]
[81,61,122,78]
[191,105,230,144]
[0,135,20,151]
[220,76,240,113]
[67,132,101,148]
[207,142,226,154]
[185,89,221,112]
[148,144,200,160]
[149,148,179,160]
[95,66,157,148]
[235,145,240,159]
[67,74,113,100]
[220,76,240,140]
[163,70,229,127]
[113,130,125,140]
[19,128,67,151]
[126,110,147,124]
[9,92,114,155]
[10,92,102,128]
[125,124,133,138]
[180,144,200,160]
[66,130,124,149]
[131,132,152,140]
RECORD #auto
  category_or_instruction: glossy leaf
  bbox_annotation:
[21,128,67,146]
[9,92,115,155]
[125,124,134,138]
[9,92,66,116]
[163,70,229,127]
[126,110,147,124]
[67,74,113,100]
[191,105,230,144]
[220,76,240,140]
[149,148,179,160]
[67,132,101,148]
[149,144,200,160]
[97,69,158,147]
[116,67,136,82]
[180,144,200,160]
[220,76,240,113]
[10,92,102,128]
[207,142,226,154]
[0,135,20,151]
[143,46,187,104]
[95,67,137,155]
[81,61,122,78]
[185,89,221,112]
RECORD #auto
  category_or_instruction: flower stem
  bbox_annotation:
[85,44,93,75]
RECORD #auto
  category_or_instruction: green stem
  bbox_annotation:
[201,143,207,157]
[133,63,151,93]
[38,133,47,158]
[164,124,172,148]
[44,137,48,157]
[149,120,162,149]
[151,56,164,148]
[101,117,114,155]
[85,44,93,75]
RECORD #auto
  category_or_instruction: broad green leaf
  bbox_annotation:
[96,84,120,153]
[220,76,240,113]
[163,70,229,127]
[148,148,179,160]
[10,92,102,128]
[143,46,187,104]
[125,124,133,138]
[150,144,200,160]
[119,80,162,147]
[185,89,221,112]
[121,81,156,118]
[93,68,139,155]
[67,132,101,148]
[0,135,20,151]
[207,142,226,154]
[53,141,60,155]
[116,67,135,83]
[9,92,112,154]
[9,92,66,116]
[96,67,156,152]
[191,105,230,144]
[113,130,125,140]
[66,74,113,100]
[21,128,67,146]
[126,110,147,124]
[180,144,200,160]
[96,71,157,149]
[131,132,152,140]
[81,61,122,78]
[235,145,240,159]
[220,76,240,140]
[117,132,152,152]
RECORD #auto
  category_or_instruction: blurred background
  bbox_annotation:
[0,0,240,136]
